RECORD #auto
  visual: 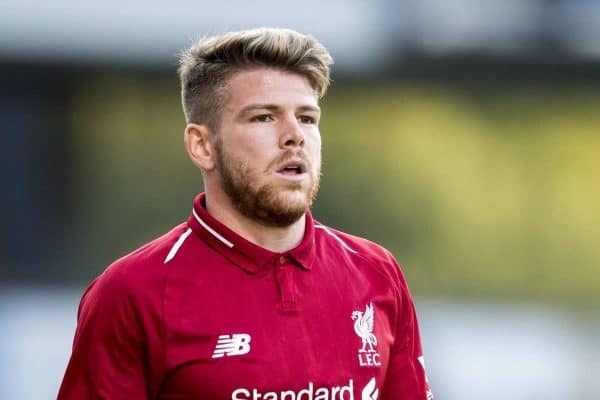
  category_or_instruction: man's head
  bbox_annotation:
[179,27,332,131]
[179,28,333,228]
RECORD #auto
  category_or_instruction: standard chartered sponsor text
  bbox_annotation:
[232,379,357,400]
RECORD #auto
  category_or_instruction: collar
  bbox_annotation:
[186,193,316,273]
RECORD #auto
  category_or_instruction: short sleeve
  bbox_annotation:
[57,265,162,400]
[381,259,434,400]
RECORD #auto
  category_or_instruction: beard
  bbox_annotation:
[214,141,320,228]
[215,141,320,227]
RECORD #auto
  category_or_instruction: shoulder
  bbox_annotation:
[80,223,190,311]
[313,222,407,287]
[104,223,189,281]
[111,222,192,272]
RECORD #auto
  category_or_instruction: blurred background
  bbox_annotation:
[1,0,599,398]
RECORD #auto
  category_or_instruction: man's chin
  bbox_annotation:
[253,191,311,227]
[277,188,310,203]
[220,174,318,227]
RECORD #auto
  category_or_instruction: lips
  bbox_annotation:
[276,159,308,175]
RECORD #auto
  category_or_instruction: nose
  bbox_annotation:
[279,116,305,148]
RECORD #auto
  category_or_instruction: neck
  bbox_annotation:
[204,190,306,253]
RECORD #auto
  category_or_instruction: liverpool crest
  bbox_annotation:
[352,303,381,366]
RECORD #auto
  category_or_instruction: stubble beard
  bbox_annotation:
[214,142,321,228]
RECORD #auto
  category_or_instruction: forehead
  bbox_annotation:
[223,68,318,112]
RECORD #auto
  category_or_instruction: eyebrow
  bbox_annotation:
[238,103,321,117]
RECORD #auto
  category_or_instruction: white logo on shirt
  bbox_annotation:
[418,355,435,399]
[361,377,379,400]
[212,333,251,358]
[352,303,381,367]
[231,377,379,400]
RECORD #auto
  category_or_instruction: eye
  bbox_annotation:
[250,114,274,122]
[298,115,317,124]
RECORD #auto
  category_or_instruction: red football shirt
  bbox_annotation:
[58,193,433,400]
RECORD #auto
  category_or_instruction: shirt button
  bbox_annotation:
[279,256,286,264]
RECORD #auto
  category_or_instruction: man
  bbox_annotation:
[58,28,434,400]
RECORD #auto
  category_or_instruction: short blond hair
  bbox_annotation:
[178,27,333,130]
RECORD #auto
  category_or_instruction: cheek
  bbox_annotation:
[221,134,266,161]
[307,131,322,159]
[237,131,279,158]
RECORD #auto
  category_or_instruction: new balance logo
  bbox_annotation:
[212,333,251,358]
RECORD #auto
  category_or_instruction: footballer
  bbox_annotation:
[58,28,434,400]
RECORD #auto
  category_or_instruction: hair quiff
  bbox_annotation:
[178,27,333,130]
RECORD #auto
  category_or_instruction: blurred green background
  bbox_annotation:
[68,73,600,306]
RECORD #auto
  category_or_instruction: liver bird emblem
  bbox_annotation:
[352,303,377,353]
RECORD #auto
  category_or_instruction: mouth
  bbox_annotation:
[276,159,308,179]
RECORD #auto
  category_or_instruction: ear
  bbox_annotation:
[184,123,217,171]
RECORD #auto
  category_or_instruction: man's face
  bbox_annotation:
[213,68,322,227]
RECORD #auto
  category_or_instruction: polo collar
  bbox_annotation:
[187,193,316,273]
